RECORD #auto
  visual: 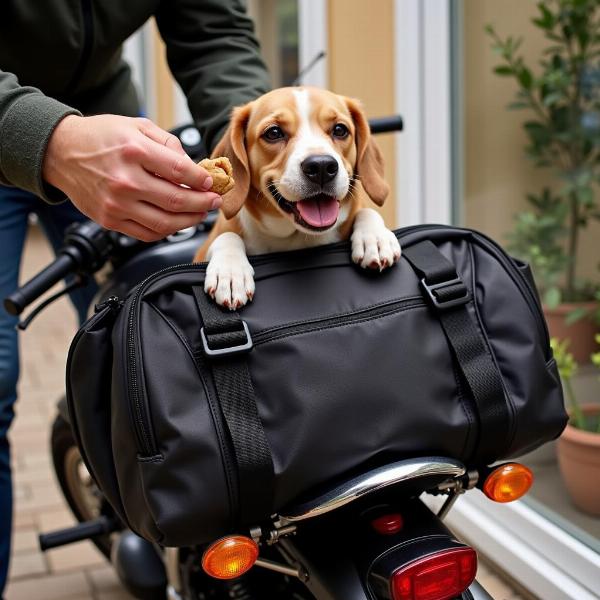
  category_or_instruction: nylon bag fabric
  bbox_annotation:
[66,226,567,546]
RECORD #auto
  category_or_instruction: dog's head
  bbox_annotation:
[213,87,389,234]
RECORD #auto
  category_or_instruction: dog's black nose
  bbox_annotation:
[301,155,339,186]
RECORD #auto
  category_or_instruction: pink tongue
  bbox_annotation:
[296,196,340,227]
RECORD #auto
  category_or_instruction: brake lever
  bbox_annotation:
[16,275,88,331]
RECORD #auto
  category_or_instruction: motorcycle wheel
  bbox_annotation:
[51,413,115,558]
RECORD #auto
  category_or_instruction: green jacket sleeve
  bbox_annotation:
[156,0,271,152]
[0,70,80,202]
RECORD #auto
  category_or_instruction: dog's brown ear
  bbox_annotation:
[212,103,252,218]
[344,97,389,206]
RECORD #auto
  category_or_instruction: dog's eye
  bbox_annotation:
[262,126,286,142]
[332,123,349,139]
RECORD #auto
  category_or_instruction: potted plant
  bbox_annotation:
[487,1,600,362]
[552,336,600,515]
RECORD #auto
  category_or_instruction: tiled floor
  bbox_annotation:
[5,226,529,599]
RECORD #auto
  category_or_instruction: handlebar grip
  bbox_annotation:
[4,252,80,316]
[39,517,118,551]
[369,115,404,134]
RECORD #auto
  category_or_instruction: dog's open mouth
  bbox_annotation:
[269,184,340,231]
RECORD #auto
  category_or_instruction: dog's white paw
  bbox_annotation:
[351,209,401,270]
[204,233,255,310]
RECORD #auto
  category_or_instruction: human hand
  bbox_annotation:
[42,115,222,241]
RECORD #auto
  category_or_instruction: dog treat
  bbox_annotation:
[198,157,235,195]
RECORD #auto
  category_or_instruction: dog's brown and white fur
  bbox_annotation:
[194,87,401,309]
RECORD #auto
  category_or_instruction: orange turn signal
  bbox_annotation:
[483,463,533,503]
[202,535,259,580]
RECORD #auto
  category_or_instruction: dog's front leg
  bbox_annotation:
[351,208,401,270]
[204,232,255,309]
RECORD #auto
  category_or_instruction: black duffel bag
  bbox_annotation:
[66,225,567,547]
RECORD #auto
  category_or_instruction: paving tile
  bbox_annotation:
[13,466,56,486]
[12,529,39,554]
[96,589,137,600]
[12,482,30,502]
[5,571,91,600]
[46,540,105,573]
[87,565,123,593]
[20,451,52,470]
[12,511,37,530]
[37,507,77,532]
[8,549,47,579]
[14,480,65,513]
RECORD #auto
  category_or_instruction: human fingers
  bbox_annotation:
[120,200,210,238]
[114,220,166,243]
[136,117,187,156]
[136,170,222,213]
[140,138,212,191]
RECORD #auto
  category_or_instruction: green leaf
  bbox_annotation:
[577,186,594,206]
[518,67,534,89]
[543,91,564,106]
[494,65,513,76]
[565,306,591,325]
[535,3,555,30]
[544,286,562,308]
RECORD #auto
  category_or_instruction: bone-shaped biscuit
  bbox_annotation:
[198,157,235,195]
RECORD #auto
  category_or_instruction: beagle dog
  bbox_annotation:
[193,87,401,309]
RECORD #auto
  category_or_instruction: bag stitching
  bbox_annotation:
[249,304,427,347]
[467,244,518,455]
[249,295,423,340]
[146,302,237,524]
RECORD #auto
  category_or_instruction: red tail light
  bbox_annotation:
[391,547,477,600]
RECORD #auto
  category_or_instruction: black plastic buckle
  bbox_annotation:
[421,277,469,310]
[200,321,253,357]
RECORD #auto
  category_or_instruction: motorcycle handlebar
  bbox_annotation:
[4,252,81,316]
[4,221,114,317]
[369,115,404,134]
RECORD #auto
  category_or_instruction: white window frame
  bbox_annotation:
[298,0,328,88]
[393,0,452,226]
[123,23,157,120]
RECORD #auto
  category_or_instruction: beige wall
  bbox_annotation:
[328,0,397,226]
[152,21,175,131]
[464,0,599,278]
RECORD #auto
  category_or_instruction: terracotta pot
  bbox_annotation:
[557,404,600,516]
[543,302,598,363]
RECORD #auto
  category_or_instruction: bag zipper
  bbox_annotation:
[252,296,426,346]
[123,223,550,457]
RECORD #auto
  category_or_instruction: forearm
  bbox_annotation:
[0,70,80,202]
[156,0,271,152]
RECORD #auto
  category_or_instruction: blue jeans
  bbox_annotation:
[0,185,97,596]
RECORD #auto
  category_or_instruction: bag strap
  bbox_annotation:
[403,240,511,463]
[192,286,274,526]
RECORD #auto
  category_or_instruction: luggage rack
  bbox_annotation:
[278,457,467,524]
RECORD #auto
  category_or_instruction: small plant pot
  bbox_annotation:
[557,405,600,516]
[543,302,598,364]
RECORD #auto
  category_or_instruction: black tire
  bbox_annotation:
[51,413,114,558]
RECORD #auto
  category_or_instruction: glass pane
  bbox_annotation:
[460,0,600,552]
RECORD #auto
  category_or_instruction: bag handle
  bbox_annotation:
[403,240,511,464]
[192,286,274,526]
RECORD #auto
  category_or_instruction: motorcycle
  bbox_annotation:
[4,118,524,600]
